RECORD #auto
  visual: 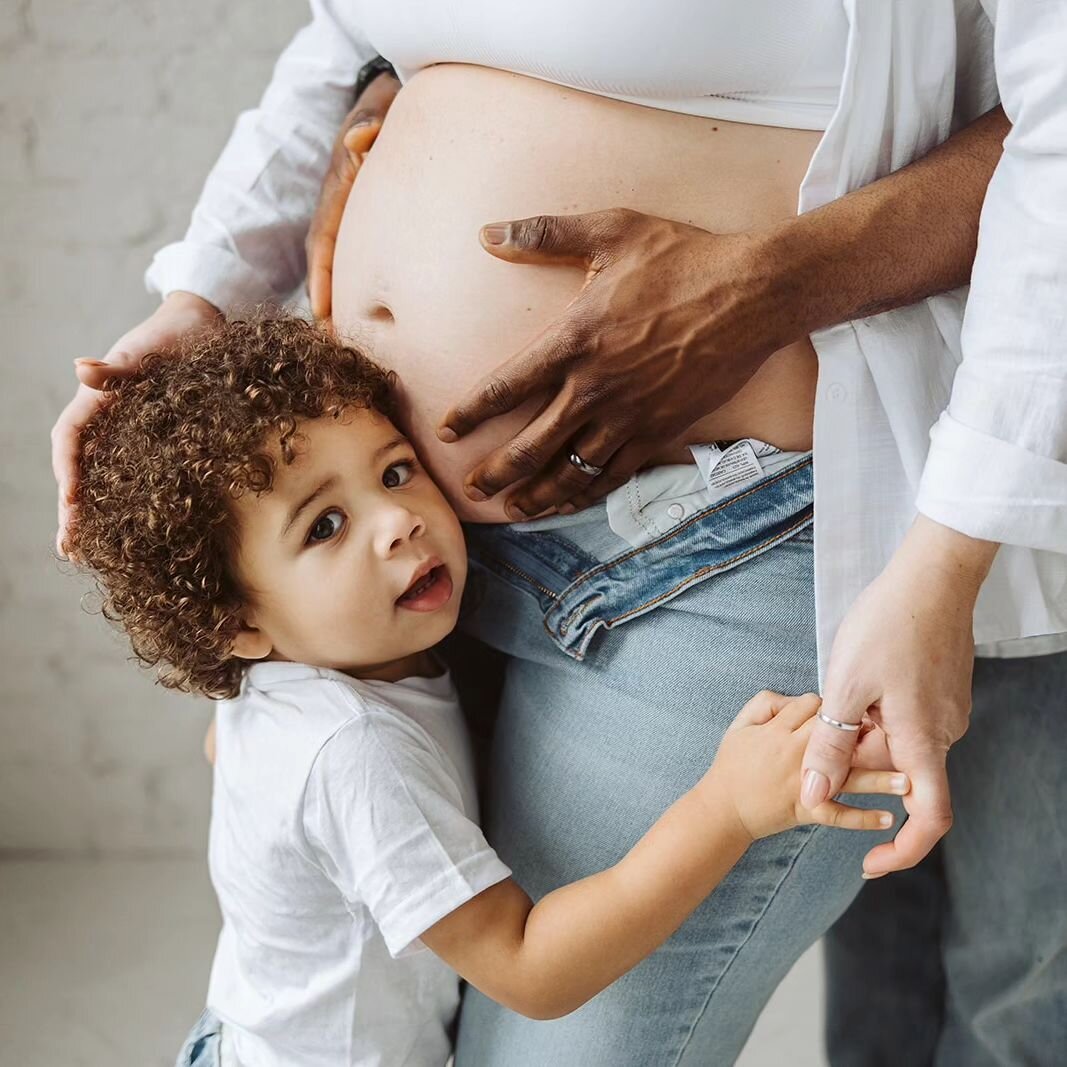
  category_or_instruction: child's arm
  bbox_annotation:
[421,692,907,1020]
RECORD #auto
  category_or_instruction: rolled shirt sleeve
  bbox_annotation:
[917,0,1067,552]
[144,0,379,311]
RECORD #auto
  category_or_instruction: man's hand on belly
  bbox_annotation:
[435,208,802,519]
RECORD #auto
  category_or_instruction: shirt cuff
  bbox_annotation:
[917,412,1067,552]
[144,241,280,313]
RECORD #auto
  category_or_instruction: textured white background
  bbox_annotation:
[0,0,309,855]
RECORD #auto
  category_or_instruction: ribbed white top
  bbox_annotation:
[357,0,849,130]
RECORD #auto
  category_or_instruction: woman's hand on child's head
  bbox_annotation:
[709,691,909,841]
[52,291,221,557]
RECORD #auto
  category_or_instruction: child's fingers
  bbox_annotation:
[725,690,788,733]
[778,692,822,730]
[807,801,896,832]
[840,768,910,796]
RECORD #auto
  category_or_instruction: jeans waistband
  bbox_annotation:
[464,453,814,660]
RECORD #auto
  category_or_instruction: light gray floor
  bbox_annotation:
[0,858,827,1066]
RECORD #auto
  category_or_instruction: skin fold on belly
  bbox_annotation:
[332,64,821,522]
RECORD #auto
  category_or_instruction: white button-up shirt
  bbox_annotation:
[145,0,1067,676]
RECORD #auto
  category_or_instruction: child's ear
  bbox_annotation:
[231,624,273,661]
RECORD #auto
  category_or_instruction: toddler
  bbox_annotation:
[66,317,906,1067]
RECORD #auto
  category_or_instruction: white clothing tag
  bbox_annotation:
[690,440,765,493]
[688,443,722,485]
[749,439,782,460]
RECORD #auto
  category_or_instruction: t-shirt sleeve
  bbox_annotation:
[301,702,512,958]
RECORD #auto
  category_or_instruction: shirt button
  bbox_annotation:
[827,382,848,402]
[667,503,686,520]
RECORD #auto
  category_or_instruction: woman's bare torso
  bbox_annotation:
[332,65,820,522]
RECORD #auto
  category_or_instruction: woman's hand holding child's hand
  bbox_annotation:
[707,691,909,841]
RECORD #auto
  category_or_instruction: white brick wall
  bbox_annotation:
[0,1,310,853]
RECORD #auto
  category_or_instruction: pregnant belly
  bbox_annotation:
[332,65,820,522]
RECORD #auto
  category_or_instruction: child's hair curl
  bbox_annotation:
[66,315,398,700]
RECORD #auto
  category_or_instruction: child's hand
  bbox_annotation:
[707,691,909,841]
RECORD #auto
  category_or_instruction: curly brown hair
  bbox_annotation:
[66,315,399,700]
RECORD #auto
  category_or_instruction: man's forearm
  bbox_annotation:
[764,105,1010,339]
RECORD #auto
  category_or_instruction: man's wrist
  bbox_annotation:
[750,212,857,348]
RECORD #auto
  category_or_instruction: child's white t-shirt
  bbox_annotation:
[206,660,512,1067]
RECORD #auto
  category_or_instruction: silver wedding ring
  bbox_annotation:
[568,451,604,477]
[817,712,862,732]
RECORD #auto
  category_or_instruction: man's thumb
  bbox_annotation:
[479,212,614,268]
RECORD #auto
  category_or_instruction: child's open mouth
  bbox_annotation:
[396,563,453,612]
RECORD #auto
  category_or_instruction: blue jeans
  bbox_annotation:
[175,1009,222,1067]
[450,455,902,1065]
[825,650,1067,1066]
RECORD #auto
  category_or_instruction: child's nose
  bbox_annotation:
[376,504,426,555]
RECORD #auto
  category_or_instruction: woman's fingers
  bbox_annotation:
[52,384,106,555]
[73,355,139,390]
[307,73,400,320]
[306,121,377,321]
[801,768,909,834]
[860,757,953,877]
[806,801,896,832]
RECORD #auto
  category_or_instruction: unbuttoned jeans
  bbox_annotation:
[451,455,902,1065]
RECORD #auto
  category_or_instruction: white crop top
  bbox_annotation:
[356,0,849,131]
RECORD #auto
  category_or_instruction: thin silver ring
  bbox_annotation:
[568,451,604,478]
[818,711,862,733]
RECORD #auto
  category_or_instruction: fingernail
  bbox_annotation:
[506,502,530,521]
[861,872,887,880]
[802,769,830,808]
[74,358,108,366]
[890,774,909,793]
[558,503,577,515]
[482,224,509,245]
[878,813,894,828]
[464,485,488,502]
[437,426,458,443]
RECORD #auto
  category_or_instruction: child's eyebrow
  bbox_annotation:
[277,435,409,541]
[280,476,339,541]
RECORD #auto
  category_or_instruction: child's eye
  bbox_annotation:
[307,509,345,545]
[383,459,416,489]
